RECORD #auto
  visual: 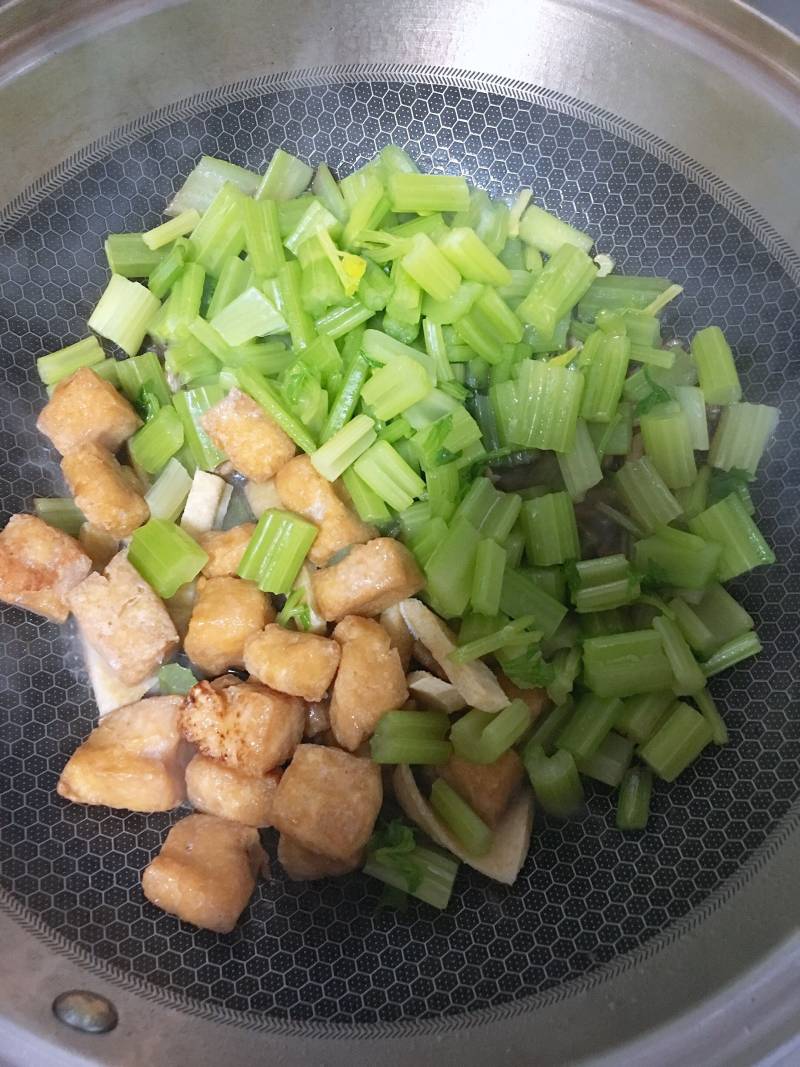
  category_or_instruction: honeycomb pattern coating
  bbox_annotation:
[0,80,798,1029]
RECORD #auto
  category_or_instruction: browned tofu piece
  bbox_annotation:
[270,744,382,861]
[198,523,256,578]
[0,514,91,622]
[57,696,188,811]
[142,813,265,933]
[183,576,270,677]
[275,455,375,565]
[439,750,525,827]
[311,538,424,621]
[78,522,119,573]
[185,753,281,827]
[329,615,408,751]
[182,679,304,776]
[244,623,340,702]
[278,833,361,881]
[61,443,149,539]
[201,388,295,482]
[37,367,141,456]
[67,552,179,685]
[499,675,549,721]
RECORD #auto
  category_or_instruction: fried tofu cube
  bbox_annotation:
[329,616,408,751]
[181,679,304,776]
[198,523,256,578]
[185,753,281,827]
[438,750,525,827]
[67,552,179,685]
[311,538,424,621]
[201,388,296,483]
[499,675,549,721]
[37,367,141,456]
[183,576,270,677]
[278,833,361,881]
[0,514,91,622]
[244,624,340,702]
[78,522,119,573]
[275,455,375,565]
[270,744,382,861]
[61,443,149,539]
[142,813,265,933]
[57,695,188,811]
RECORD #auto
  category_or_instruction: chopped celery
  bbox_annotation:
[688,496,775,580]
[166,155,260,216]
[309,414,376,482]
[341,467,391,525]
[450,701,533,764]
[634,525,722,590]
[159,663,199,696]
[640,403,697,489]
[88,275,160,356]
[37,337,105,386]
[128,518,208,598]
[142,209,200,250]
[438,227,512,287]
[453,477,522,543]
[556,693,621,761]
[519,203,594,256]
[701,631,762,677]
[578,731,634,788]
[353,440,426,512]
[423,516,480,617]
[189,183,245,277]
[521,492,579,566]
[640,701,712,781]
[470,538,507,616]
[583,630,674,697]
[616,766,653,829]
[34,498,85,536]
[653,615,705,695]
[579,330,630,423]
[145,458,193,522]
[361,355,432,421]
[708,402,779,476]
[128,406,184,474]
[524,745,584,818]
[615,457,683,534]
[209,287,286,346]
[256,148,313,201]
[517,244,597,337]
[402,233,461,301]
[237,508,317,594]
[557,418,603,500]
[105,234,166,278]
[615,691,675,746]
[691,325,741,405]
[364,836,458,911]
[387,173,470,214]
[513,360,585,452]
[499,568,567,639]
[172,385,226,471]
[206,256,253,318]
[430,779,493,855]
[236,367,317,453]
[370,710,452,765]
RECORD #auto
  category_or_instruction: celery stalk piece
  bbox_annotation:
[579,330,630,422]
[315,301,373,339]
[653,615,705,696]
[423,516,480,617]
[256,148,313,201]
[634,525,722,590]
[556,693,621,761]
[128,406,184,474]
[384,261,423,343]
[166,155,261,216]
[362,328,436,380]
[430,779,492,856]
[353,440,426,512]
[276,195,315,237]
[321,354,370,442]
[693,688,728,745]
[276,261,317,349]
[521,492,580,566]
[401,233,461,301]
[518,203,594,256]
[379,144,419,174]
[187,316,235,364]
[309,414,376,482]
[341,467,391,525]
[629,346,675,370]
[688,583,754,650]
[452,616,540,665]
[37,337,105,386]
[688,495,775,580]
[708,402,780,476]
[691,325,742,405]
[517,244,597,336]
[369,710,451,765]
[453,477,522,543]
[583,630,675,698]
[639,701,713,781]
[206,256,253,319]
[507,189,533,238]
[159,663,199,696]
[361,355,433,421]
[88,275,161,357]
[499,569,567,640]
[615,457,682,534]
[172,384,226,471]
[312,163,348,222]
[105,234,166,278]
[128,518,209,598]
[615,691,675,746]
[145,458,193,522]
[422,318,455,382]
[387,173,470,214]
[142,209,200,250]
[524,744,584,818]
[640,403,698,489]
[147,238,190,299]
[237,508,318,594]
[701,631,762,677]
[470,538,507,616]
[577,275,673,320]
[157,261,206,343]
[578,731,634,788]
[284,199,339,256]
[364,838,458,911]
[241,197,285,280]
[438,227,512,287]
[451,701,533,765]
[423,460,459,522]
[513,359,585,452]
[616,766,653,829]
[557,418,603,501]
[33,498,86,536]
[209,287,287,346]
[189,183,246,277]
[357,255,393,312]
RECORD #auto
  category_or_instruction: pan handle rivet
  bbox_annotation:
[52,990,118,1034]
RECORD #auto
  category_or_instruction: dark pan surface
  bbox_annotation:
[0,77,798,1032]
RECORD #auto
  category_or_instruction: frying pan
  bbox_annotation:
[0,1,798,1064]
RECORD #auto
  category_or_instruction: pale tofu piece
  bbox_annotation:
[312,538,424,621]
[292,561,327,634]
[407,670,467,714]
[499,675,549,721]
[198,524,256,577]
[275,455,375,565]
[78,522,119,573]
[244,479,281,517]
[244,624,340,702]
[0,514,91,622]
[61,443,149,539]
[270,744,382,861]
[278,833,361,881]
[67,552,179,685]
[37,367,141,456]
[184,576,271,677]
[56,695,187,811]
[180,471,230,538]
[181,679,304,776]
[380,604,414,671]
[329,615,408,751]
[185,753,281,827]
[142,813,265,933]
[438,750,526,827]
[201,388,296,482]
[80,632,158,717]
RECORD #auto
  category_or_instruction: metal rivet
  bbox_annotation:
[52,990,118,1034]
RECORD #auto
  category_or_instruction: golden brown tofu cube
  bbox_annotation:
[499,675,549,721]
[61,443,149,539]
[311,538,424,621]
[198,523,256,578]
[78,522,119,573]
[57,696,188,811]
[201,388,296,482]
[183,576,270,677]
[67,552,179,685]
[0,514,91,622]
[37,367,141,456]
[329,616,408,751]
[278,833,361,881]
[185,753,281,827]
[181,679,304,776]
[439,750,525,827]
[275,455,375,565]
[270,744,382,861]
[142,813,265,933]
[244,624,340,702]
